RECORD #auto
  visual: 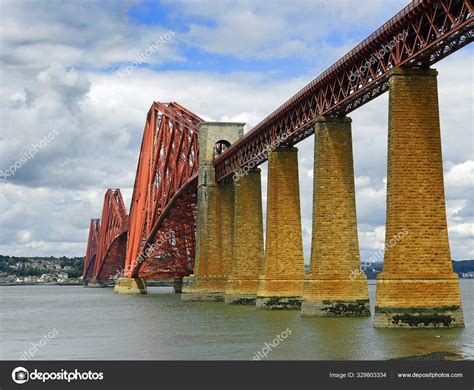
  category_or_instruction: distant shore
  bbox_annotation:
[0,282,83,287]
[2,279,473,288]
[0,279,178,287]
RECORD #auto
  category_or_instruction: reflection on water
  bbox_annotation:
[0,281,473,360]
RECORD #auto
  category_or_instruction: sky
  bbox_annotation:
[0,0,472,263]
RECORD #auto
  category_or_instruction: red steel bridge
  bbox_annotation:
[83,0,473,283]
[83,189,128,284]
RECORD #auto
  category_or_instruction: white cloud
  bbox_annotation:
[0,0,181,70]
[449,223,474,239]
[172,0,407,60]
[359,226,386,252]
[445,160,474,197]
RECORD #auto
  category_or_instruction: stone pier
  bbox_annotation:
[173,278,183,293]
[302,116,370,316]
[181,122,244,302]
[225,168,264,304]
[114,278,147,294]
[374,68,464,328]
[256,147,305,309]
[87,278,103,288]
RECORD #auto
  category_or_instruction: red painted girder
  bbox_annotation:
[93,189,129,281]
[82,218,100,281]
[125,102,202,278]
[214,0,474,181]
[134,176,198,279]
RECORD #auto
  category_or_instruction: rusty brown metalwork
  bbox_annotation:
[82,218,100,282]
[214,0,473,181]
[93,189,129,282]
[125,102,202,278]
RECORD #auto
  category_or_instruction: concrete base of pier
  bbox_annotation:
[302,276,371,317]
[224,294,257,305]
[301,299,370,317]
[181,275,227,301]
[114,278,147,294]
[373,305,464,328]
[87,278,103,288]
[256,296,302,310]
[374,274,464,328]
[180,292,224,302]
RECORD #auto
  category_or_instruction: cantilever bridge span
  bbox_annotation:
[84,0,472,327]
[84,189,128,285]
[83,103,201,284]
[125,102,201,279]
[83,219,100,282]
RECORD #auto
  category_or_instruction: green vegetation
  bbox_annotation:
[1,256,473,280]
[0,255,85,278]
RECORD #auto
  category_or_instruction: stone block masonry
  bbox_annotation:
[256,147,305,309]
[374,67,464,328]
[181,122,244,302]
[114,278,147,294]
[225,168,264,304]
[302,116,370,317]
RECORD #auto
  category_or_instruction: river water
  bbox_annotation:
[1,281,473,360]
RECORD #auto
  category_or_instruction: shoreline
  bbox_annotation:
[2,279,472,288]
[0,281,177,287]
[0,282,83,287]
